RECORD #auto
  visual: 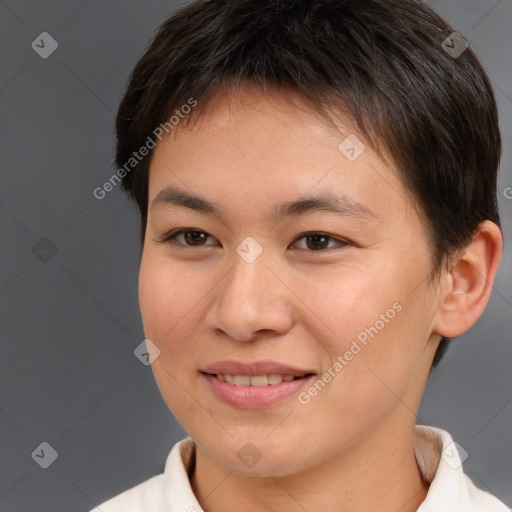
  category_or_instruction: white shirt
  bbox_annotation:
[89,425,510,512]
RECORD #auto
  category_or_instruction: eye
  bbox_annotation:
[157,229,349,252]
[158,229,218,248]
[291,232,349,252]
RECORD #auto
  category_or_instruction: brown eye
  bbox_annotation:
[161,229,218,248]
[292,232,348,252]
[305,233,330,250]
[183,230,208,245]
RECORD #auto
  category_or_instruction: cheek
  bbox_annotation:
[291,268,387,356]
[297,264,429,402]
[138,254,206,423]
[138,254,202,359]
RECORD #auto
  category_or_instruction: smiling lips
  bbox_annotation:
[202,359,314,381]
[214,373,299,386]
[201,360,316,408]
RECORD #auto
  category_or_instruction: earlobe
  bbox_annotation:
[433,220,503,338]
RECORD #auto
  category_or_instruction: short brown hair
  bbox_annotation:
[115,0,502,366]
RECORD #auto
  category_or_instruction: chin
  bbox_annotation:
[203,434,314,477]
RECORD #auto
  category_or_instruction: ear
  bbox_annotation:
[433,220,503,338]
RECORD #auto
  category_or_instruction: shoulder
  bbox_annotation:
[87,474,166,512]
[415,425,510,512]
[87,437,198,512]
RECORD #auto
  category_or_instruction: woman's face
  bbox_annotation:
[139,84,443,476]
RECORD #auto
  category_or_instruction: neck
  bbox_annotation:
[190,419,430,512]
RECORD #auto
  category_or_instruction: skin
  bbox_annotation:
[138,83,502,512]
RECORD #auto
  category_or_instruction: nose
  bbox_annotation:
[203,247,295,342]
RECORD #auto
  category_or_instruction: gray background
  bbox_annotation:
[0,0,510,510]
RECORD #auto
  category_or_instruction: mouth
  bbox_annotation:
[201,360,315,379]
[202,372,314,386]
[200,361,317,408]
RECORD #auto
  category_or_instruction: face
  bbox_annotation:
[139,84,442,477]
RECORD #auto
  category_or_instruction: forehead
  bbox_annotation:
[147,85,418,226]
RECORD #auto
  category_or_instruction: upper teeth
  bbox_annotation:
[215,374,298,386]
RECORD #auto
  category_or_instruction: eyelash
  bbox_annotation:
[156,229,350,253]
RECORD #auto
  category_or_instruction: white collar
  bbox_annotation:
[162,425,509,512]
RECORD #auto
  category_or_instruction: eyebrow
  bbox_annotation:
[150,187,380,222]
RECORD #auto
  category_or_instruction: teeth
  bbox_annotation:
[234,375,251,386]
[268,373,283,385]
[250,375,268,386]
[214,373,302,386]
